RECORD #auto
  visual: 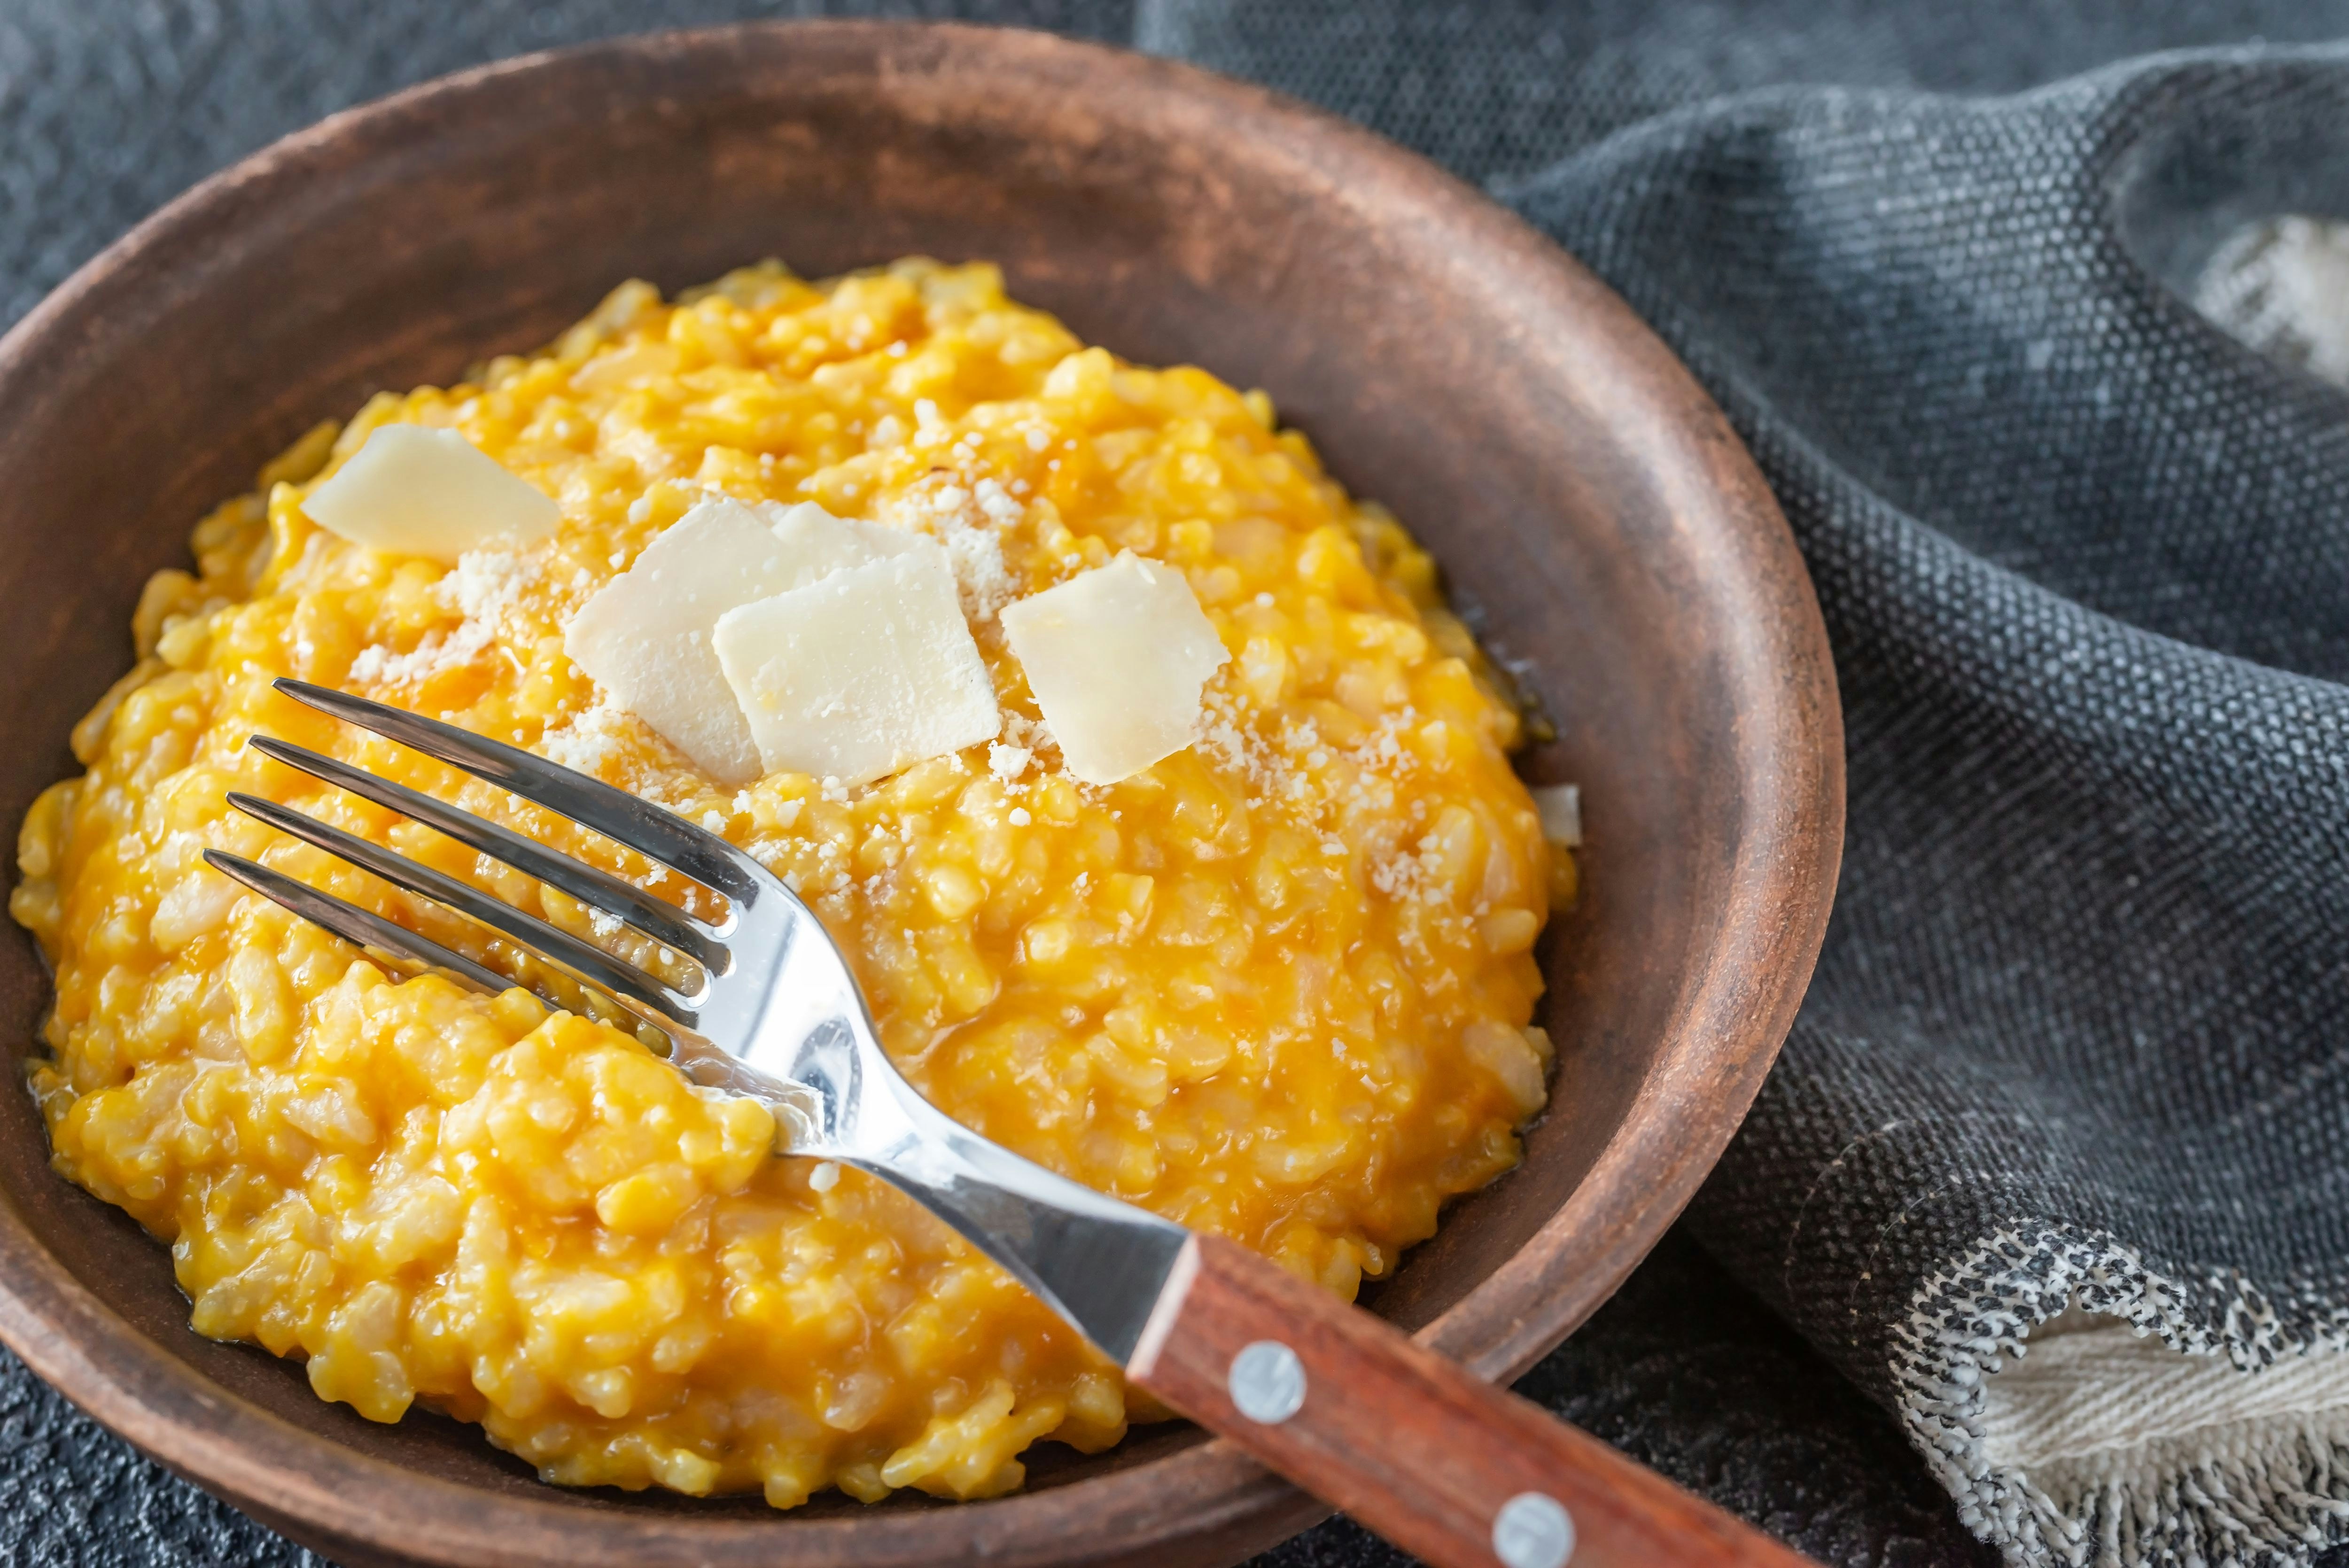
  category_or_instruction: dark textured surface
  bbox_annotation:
[9,1,2349,1565]
[0,1234,1996,1568]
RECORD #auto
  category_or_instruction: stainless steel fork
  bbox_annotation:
[210,676,1815,1568]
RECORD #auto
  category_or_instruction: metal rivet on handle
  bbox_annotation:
[1227,1340,1307,1423]
[1492,1491,1575,1568]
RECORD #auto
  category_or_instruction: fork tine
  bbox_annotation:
[203,848,518,998]
[245,735,729,971]
[272,678,765,904]
[207,847,689,1045]
[226,792,699,1025]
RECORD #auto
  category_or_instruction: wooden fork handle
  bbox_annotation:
[1126,1234,1821,1568]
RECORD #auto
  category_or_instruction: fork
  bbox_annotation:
[207,676,1816,1568]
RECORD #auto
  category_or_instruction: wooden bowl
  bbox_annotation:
[0,21,1842,1568]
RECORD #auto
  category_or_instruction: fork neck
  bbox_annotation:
[675,868,1191,1362]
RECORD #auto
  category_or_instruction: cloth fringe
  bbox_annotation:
[1893,1225,2349,1566]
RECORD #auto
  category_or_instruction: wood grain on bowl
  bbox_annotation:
[0,20,1842,1568]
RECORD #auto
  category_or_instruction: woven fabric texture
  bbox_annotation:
[11,2,2349,1564]
[1500,43,2349,1565]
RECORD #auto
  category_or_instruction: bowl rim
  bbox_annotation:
[0,18,1843,1568]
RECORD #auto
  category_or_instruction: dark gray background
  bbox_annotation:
[8,3,2349,1565]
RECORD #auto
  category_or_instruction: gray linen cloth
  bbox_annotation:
[13,3,2349,1565]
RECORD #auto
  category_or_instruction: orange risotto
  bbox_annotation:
[10,259,1565,1506]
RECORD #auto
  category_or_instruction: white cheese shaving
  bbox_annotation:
[1531,783,1582,847]
[301,425,560,562]
[714,546,1000,787]
[561,497,809,784]
[999,551,1229,786]
[759,500,928,585]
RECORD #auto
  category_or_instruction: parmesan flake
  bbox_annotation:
[760,500,928,586]
[1532,783,1582,848]
[562,498,807,784]
[999,551,1229,786]
[714,547,1000,787]
[302,425,560,562]
[563,498,933,785]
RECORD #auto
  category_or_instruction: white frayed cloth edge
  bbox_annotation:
[1891,1224,2349,1567]
[2195,216,2349,389]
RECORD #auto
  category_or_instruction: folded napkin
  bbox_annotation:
[1509,46,2349,1568]
[15,3,2349,1567]
[1157,5,2349,1562]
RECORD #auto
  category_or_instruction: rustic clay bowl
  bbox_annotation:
[0,20,1842,1568]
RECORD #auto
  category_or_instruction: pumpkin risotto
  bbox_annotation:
[10,260,1569,1507]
